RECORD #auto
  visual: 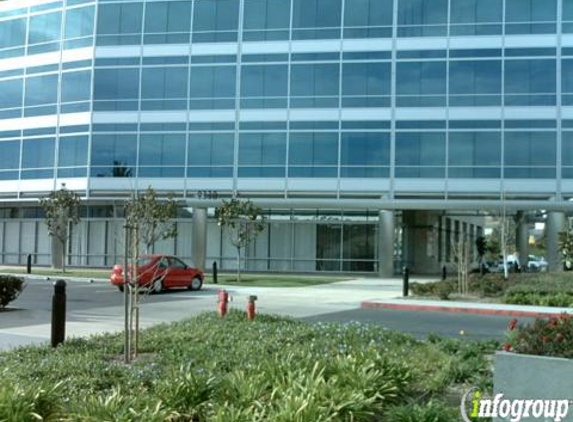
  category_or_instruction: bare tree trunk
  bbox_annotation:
[132,225,139,358]
[61,239,66,273]
[237,247,241,283]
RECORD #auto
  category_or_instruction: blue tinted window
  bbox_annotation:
[145,1,191,33]
[505,59,556,105]
[0,18,27,49]
[342,62,391,107]
[241,64,288,108]
[449,132,501,166]
[562,59,573,96]
[142,67,188,98]
[449,0,502,35]
[28,11,62,44]
[396,133,445,165]
[0,78,23,109]
[58,135,88,167]
[450,0,502,23]
[97,2,143,44]
[193,0,239,42]
[244,0,290,30]
[188,133,234,166]
[504,131,556,178]
[341,132,390,165]
[94,68,140,100]
[61,70,91,103]
[139,134,186,166]
[0,141,20,170]
[22,138,55,168]
[292,0,341,39]
[289,132,338,165]
[65,6,94,39]
[189,66,235,97]
[398,0,448,36]
[290,63,340,107]
[449,60,501,106]
[25,74,58,106]
[344,0,392,27]
[506,0,556,34]
[91,134,137,177]
[239,133,286,165]
[396,61,446,106]
[563,132,573,166]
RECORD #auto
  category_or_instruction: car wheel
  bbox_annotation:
[117,285,124,292]
[152,278,164,294]
[188,277,203,291]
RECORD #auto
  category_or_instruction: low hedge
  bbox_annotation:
[412,273,573,307]
[0,275,24,309]
[504,315,573,359]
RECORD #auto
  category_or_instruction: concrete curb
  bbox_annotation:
[361,301,573,318]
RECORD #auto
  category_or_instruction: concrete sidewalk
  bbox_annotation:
[362,298,573,318]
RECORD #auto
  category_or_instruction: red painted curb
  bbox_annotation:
[361,301,568,318]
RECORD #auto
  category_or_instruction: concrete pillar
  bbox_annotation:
[515,212,529,271]
[402,210,440,275]
[378,210,395,277]
[547,211,567,272]
[192,207,207,271]
[50,236,63,269]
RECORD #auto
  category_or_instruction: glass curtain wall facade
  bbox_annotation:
[0,0,569,271]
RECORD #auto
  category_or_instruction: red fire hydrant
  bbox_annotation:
[247,295,257,321]
[218,290,229,317]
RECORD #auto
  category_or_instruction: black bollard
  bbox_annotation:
[212,261,218,284]
[442,265,447,281]
[51,280,66,348]
[26,254,32,274]
[402,267,409,297]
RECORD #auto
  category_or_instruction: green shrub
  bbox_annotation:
[435,282,454,300]
[468,274,511,297]
[0,275,24,309]
[503,315,573,359]
[410,280,456,298]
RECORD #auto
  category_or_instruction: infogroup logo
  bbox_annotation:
[461,388,571,422]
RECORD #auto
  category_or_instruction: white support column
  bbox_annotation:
[192,207,207,271]
[378,210,395,277]
[547,211,566,272]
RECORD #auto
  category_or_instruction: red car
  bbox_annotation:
[110,255,204,293]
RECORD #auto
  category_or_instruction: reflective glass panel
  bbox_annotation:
[0,18,27,49]
[22,137,55,168]
[0,78,23,109]
[61,70,91,103]
[0,141,20,170]
[58,135,88,167]
[65,6,95,39]
[28,11,61,45]
[25,74,58,106]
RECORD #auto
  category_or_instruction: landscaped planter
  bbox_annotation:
[493,351,573,421]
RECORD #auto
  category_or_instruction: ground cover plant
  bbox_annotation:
[0,311,497,421]
[411,272,573,306]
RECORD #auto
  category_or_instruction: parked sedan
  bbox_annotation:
[110,255,204,293]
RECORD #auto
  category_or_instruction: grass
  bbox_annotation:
[0,311,498,421]
[0,266,347,287]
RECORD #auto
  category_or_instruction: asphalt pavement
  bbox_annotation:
[0,275,529,350]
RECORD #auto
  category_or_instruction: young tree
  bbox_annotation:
[451,233,470,296]
[559,227,573,271]
[123,186,179,362]
[124,186,178,254]
[475,235,487,274]
[215,198,265,283]
[39,185,81,272]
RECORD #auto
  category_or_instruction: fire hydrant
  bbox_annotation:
[218,290,229,317]
[247,295,257,321]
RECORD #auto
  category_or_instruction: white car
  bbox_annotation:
[527,255,548,272]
